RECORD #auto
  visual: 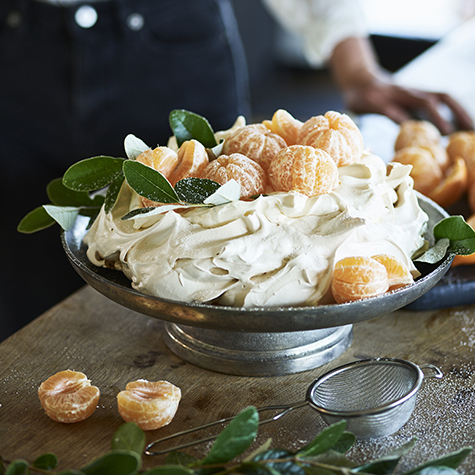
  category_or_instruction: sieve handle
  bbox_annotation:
[419,363,443,379]
[145,400,308,456]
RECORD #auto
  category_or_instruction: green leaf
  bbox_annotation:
[33,452,58,470]
[253,449,303,475]
[124,134,149,160]
[17,206,56,234]
[80,450,141,475]
[63,156,125,192]
[47,178,104,208]
[412,468,461,475]
[122,160,179,204]
[331,432,356,454]
[164,451,199,466]
[5,460,28,475]
[175,178,221,204]
[201,406,259,466]
[297,421,347,458]
[105,174,125,213]
[233,461,280,474]
[43,205,80,231]
[142,466,195,475]
[56,471,86,475]
[402,447,472,475]
[434,216,475,255]
[204,180,241,205]
[415,239,450,264]
[169,109,218,148]
[111,423,146,456]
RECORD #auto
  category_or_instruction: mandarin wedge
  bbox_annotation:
[263,109,303,146]
[371,254,413,290]
[297,111,364,167]
[38,370,100,423]
[201,152,267,199]
[331,256,389,304]
[427,157,467,208]
[447,131,475,188]
[222,123,287,171]
[170,139,209,186]
[136,146,179,178]
[117,379,181,431]
[268,145,339,197]
[395,120,441,151]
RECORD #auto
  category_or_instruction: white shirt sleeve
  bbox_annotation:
[261,0,369,67]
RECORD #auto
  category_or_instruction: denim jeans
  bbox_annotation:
[0,0,250,340]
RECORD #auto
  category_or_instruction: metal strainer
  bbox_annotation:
[146,358,442,455]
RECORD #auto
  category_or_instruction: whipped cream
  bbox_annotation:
[84,153,427,308]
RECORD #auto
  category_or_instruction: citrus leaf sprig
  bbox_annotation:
[1,408,472,474]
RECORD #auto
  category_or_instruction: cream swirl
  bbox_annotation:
[84,153,427,307]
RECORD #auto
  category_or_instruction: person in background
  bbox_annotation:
[0,0,472,341]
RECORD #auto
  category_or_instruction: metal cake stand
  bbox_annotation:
[62,194,452,376]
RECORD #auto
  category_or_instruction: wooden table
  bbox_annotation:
[1,285,475,473]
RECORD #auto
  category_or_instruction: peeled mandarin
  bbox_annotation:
[392,146,443,196]
[117,379,181,431]
[201,153,267,199]
[170,139,209,186]
[371,254,413,290]
[427,157,467,208]
[422,143,451,173]
[447,131,475,188]
[395,120,441,151]
[263,109,303,146]
[331,256,389,304]
[268,145,339,197]
[136,146,179,179]
[222,123,287,171]
[297,111,364,167]
[38,370,100,423]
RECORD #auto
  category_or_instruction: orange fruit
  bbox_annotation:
[451,213,475,267]
[38,370,100,423]
[371,254,413,290]
[117,379,181,431]
[170,139,209,186]
[394,120,441,151]
[136,146,179,179]
[331,256,389,304]
[222,124,287,171]
[268,145,339,197]
[446,131,475,188]
[200,153,267,199]
[427,157,467,208]
[422,143,451,173]
[262,109,303,146]
[392,146,443,196]
[297,111,364,167]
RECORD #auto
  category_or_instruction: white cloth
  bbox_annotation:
[262,0,369,66]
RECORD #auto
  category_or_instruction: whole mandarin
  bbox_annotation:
[394,120,441,151]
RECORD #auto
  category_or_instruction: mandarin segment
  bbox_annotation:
[263,109,303,146]
[447,131,475,188]
[222,123,287,171]
[427,157,467,208]
[171,139,209,185]
[297,111,364,166]
[136,146,179,179]
[371,254,413,290]
[117,379,181,431]
[38,370,100,423]
[201,153,267,199]
[331,256,389,304]
[394,120,441,151]
[268,145,339,197]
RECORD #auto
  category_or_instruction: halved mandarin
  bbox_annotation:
[427,157,467,208]
[451,213,475,267]
[392,146,443,196]
[331,256,389,304]
[222,123,287,171]
[201,152,267,199]
[268,145,339,197]
[117,379,181,431]
[394,120,441,151]
[263,109,303,146]
[371,254,413,291]
[297,111,364,167]
[170,139,209,186]
[38,370,100,423]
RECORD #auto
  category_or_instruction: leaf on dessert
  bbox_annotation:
[105,175,125,214]
[17,206,56,234]
[175,178,221,204]
[124,134,150,160]
[169,109,218,149]
[433,215,475,256]
[415,238,450,264]
[47,178,104,208]
[121,204,205,221]
[43,205,80,231]
[63,156,125,192]
[123,160,179,204]
[204,180,241,205]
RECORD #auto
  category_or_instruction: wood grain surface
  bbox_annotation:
[1,286,475,473]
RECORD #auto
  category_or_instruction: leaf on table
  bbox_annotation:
[169,109,218,149]
[297,420,347,457]
[124,134,150,160]
[63,156,125,192]
[122,160,179,204]
[80,450,141,475]
[33,453,58,471]
[111,423,145,457]
[402,446,472,475]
